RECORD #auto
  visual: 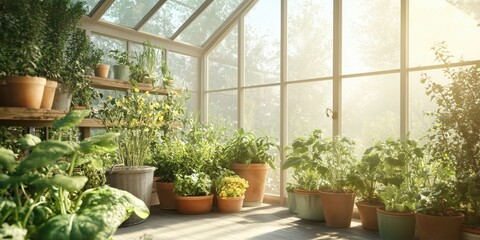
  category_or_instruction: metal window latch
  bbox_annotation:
[326,107,337,119]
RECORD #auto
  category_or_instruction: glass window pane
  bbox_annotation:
[177,0,243,46]
[343,0,400,74]
[90,34,127,78]
[245,86,280,195]
[409,0,480,67]
[101,0,158,28]
[208,91,237,129]
[287,0,333,81]
[244,0,280,86]
[342,74,400,155]
[141,0,205,38]
[409,69,452,140]
[169,52,198,113]
[208,25,238,90]
[288,81,333,143]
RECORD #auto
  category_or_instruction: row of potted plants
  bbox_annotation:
[283,44,480,240]
[0,0,102,111]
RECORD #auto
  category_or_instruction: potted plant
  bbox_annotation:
[97,88,168,226]
[222,128,277,206]
[174,172,214,215]
[109,49,132,80]
[38,0,85,110]
[375,138,424,240]
[215,175,249,213]
[1,0,47,109]
[351,141,385,230]
[282,130,327,221]
[132,42,160,85]
[0,110,149,239]
[59,28,100,111]
[418,42,476,240]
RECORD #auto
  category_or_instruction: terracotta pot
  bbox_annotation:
[176,194,213,215]
[416,212,464,240]
[113,65,130,80]
[155,181,176,209]
[95,64,110,78]
[377,209,415,240]
[287,191,296,214]
[230,163,269,207]
[0,79,8,107]
[52,83,72,112]
[294,189,324,221]
[105,166,155,227]
[40,80,58,109]
[217,195,245,213]
[356,201,384,231]
[5,76,46,109]
[319,191,355,228]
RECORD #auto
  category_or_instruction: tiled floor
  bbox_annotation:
[114,204,382,240]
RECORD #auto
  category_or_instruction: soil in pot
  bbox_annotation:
[319,191,355,228]
[294,189,324,221]
[6,76,46,109]
[377,209,415,240]
[155,181,176,209]
[217,196,245,213]
[356,201,384,231]
[105,166,155,227]
[231,163,268,207]
[40,80,58,109]
[415,212,464,240]
[176,194,213,215]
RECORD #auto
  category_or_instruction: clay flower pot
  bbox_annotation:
[155,181,176,209]
[176,194,213,215]
[416,212,464,240]
[230,163,269,207]
[40,80,58,109]
[319,191,355,228]
[217,195,245,213]
[6,76,46,109]
[95,64,110,78]
[356,201,384,230]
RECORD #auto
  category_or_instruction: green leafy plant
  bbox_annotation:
[97,88,169,166]
[174,172,212,197]
[283,129,357,193]
[421,42,480,221]
[0,110,149,239]
[109,49,132,67]
[372,138,425,212]
[215,175,249,199]
[222,128,277,169]
[0,0,46,77]
[64,27,100,108]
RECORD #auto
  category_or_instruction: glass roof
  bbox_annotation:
[82,0,247,48]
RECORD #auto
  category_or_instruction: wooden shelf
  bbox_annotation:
[0,107,66,127]
[90,76,181,95]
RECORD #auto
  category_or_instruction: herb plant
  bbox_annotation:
[174,172,212,197]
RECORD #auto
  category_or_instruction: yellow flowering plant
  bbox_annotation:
[215,175,249,199]
[96,88,169,166]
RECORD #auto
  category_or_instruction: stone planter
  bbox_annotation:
[52,83,72,112]
[287,191,296,214]
[377,209,415,240]
[294,189,324,221]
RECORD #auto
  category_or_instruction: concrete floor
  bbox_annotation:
[114,204,382,240]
